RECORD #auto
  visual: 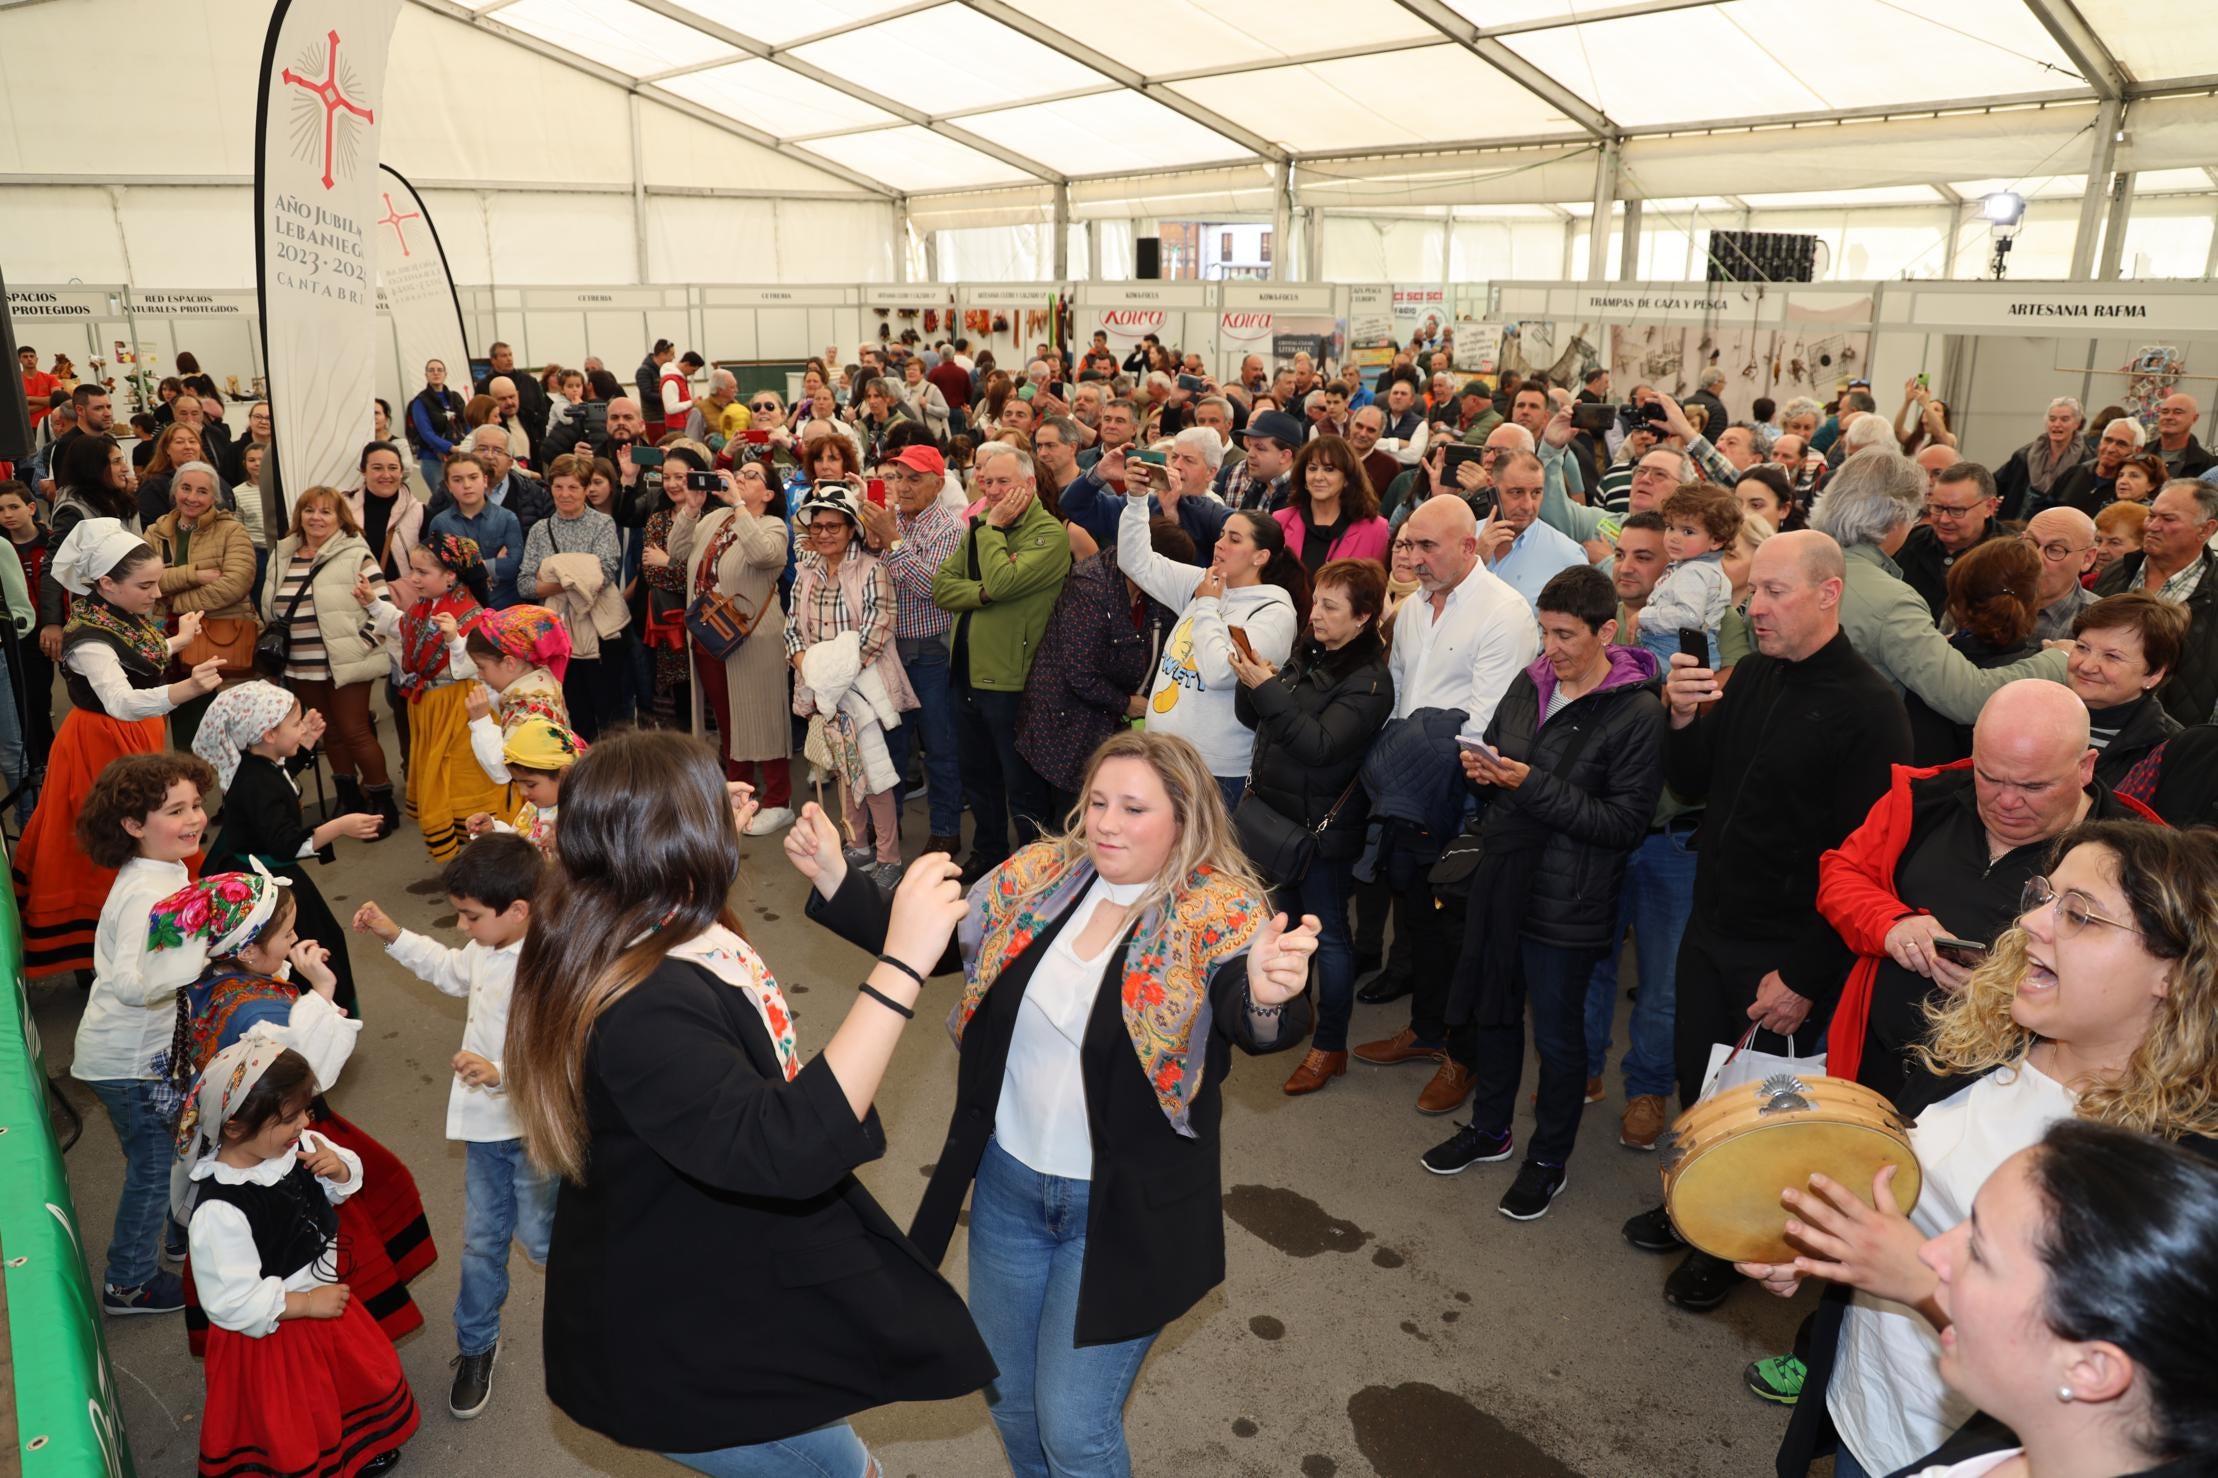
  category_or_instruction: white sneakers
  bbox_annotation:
[744,805,796,836]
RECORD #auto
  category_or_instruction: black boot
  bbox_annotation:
[331,774,367,822]
[364,784,401,842]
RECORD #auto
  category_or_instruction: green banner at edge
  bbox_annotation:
[0,875,136,1477]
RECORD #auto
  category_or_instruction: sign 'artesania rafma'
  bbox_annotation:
[254,0,402,511]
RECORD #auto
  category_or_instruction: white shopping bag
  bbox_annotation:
[1695,1025,1828,1104]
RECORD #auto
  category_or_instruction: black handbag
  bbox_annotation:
[254,553,337,678]
[1233,774,1358,887]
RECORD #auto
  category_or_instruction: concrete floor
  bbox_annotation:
[35,755,1822,1478]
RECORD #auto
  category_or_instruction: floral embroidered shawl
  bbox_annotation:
[397,591,484,696]
[68,599,170,672]
[953,842,1265,1137]
[666,924,799,1081]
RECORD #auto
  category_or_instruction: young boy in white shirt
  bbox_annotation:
[352,832,545,1423]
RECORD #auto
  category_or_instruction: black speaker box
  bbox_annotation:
[1135,236,1161,280]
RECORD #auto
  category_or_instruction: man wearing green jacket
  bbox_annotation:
[1810,449,2068,723]
[934,443,1072,880]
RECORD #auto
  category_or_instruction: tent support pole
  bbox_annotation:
[627,94,650,282]
[2069,97,2122,281]
[1051,183,1070,283]
[895,198,911,284]
[2097,170,2134,280]
[1618,197,1643,280]
[1587,138,1619,284]
[1271,164,1294,283]
[1085,218,1099,282]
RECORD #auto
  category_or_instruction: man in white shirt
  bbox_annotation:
[1353,494,1539,1115]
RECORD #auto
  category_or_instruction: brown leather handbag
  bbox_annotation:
[178,613,262,680]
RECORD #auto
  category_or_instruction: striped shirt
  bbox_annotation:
[277,550,387,683]
[881,498,963,640]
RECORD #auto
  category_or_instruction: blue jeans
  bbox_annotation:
[1277,856,1355,1051]
[0,646,24,802]
[663,1424,871,1478]
[1471,940,1606,1167]
[1214,775,1246,815]
[1582,823,1698,1097]
[1832,1448,1876,1478]
[84,1077,174,1290]
[455,1137,557,1356]
[970,1140,1159,1478]
[890,633,961,836]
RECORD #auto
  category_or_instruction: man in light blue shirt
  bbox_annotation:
[427,453,526,608]
[1482,451,1588,609]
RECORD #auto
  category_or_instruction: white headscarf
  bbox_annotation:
[49,517,147,595]
[191,681,299,789]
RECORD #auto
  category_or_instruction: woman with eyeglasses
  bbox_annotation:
[1750,819,2218,1478]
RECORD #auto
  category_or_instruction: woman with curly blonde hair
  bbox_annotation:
[1755,820,2218,1477]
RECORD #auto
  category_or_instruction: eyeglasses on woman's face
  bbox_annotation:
[2019,876,2139,938]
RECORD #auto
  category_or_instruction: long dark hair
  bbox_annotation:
[2029,1119,2218,1460]
[1233,510,1311,625]
[59,435,136,520]
[507,730,747,1182]
[1287,435,1379,525]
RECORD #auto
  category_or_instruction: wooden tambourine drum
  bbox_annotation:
[1662,1074,1921,1263]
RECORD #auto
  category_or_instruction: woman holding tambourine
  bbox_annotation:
[1749,821,2218,1478]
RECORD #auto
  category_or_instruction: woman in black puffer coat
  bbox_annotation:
[1231,557,1394,1096]
[1425,564,1665,1215]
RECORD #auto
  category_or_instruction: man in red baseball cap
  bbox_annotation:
[858,438,968,855]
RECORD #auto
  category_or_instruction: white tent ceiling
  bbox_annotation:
[392,0,2216,200]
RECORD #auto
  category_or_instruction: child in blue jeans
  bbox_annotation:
[351,832,549,1423]
[1635,481,1742,671]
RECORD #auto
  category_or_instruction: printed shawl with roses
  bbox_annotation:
[952,842,1265,1138]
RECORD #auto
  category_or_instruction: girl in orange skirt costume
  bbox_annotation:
[148,866,436,1359]
[177,1036,418,1478]
[366,534,505,862]
[12,518,224,977]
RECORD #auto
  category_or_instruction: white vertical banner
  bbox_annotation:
[255,0,402,508]
[373,163,471,408]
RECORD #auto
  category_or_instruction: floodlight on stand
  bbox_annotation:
[1982,191,2026,281]
[1982,191,2026,227]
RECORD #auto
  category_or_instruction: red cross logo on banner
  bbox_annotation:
[281,29,375,190]
[376,192,421,256]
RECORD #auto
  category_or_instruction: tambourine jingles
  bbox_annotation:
[1661,1074,1920,1263]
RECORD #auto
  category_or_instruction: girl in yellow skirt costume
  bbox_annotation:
[367,534,506,861]
[12,519,224,976]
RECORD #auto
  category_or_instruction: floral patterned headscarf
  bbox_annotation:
[148,860,292,964]
[476,604,573,682]
[190,681,298,789]
[174,1033,297,1162]
[503,717,586,773]
[426,532,483,572]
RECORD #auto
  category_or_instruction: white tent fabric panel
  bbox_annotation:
[776,199,897,282]
[804,127,1034,192]
[646,196,786,282]
[657,58,902,139]
[2072,0,2218,82]
[1449,220,1573,282]
[386,6,635,186]
[0,188,133,284]
[2112,199,2218,279]
[2117,95,2218,176]
[788,8,1109,116]
[632,101,877,195]
[1317,217,1449,285]
[497,0,740,78]
[1069,164,1278,219]
[956,92,1249,177]
[1297,146,1602,210]
[905,187,1053,234]
[658,0,918,48]
[1012,0,1437,73]
[1620,106,2102,197]
[116,188,259,289]
[416,192,496,286]
[936,224,1054,283]
[1167,46,1572,154]
[0,0,263,175]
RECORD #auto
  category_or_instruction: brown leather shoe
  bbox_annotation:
[1620,1093,1670,1150]
[1416,1058,1476,1115]
[1282,1049,1348,1096]
[1351,1027,1446,1068]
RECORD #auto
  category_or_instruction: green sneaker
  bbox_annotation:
[1745,1355,1806,1406]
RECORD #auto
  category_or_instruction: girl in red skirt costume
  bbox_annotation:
[149,865,437,1358]
[13,518,223,977]
[178,1036,418,1478]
